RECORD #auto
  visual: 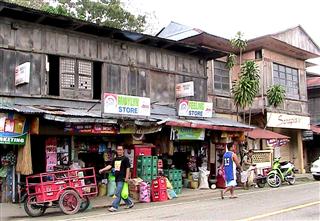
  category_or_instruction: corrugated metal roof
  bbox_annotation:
[157,21,203,40]
[247,128,289,139]
[307,77,320,87]
[0,2,226,60]
[43,114,117,124]
[0,104,253,131]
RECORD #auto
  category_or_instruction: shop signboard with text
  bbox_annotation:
[0,133,27,145]
[176,81,194,98]
[266,112,310,130]
[103,93,150,116]
[0,112,27,145]
[64,123,118,134]
[170,127,205,140]
[178,100,213,118]
[15,62,30,86]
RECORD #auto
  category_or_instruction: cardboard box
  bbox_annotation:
[129,191,140,200]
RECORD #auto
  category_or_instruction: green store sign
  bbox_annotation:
[171,127,205,140]
[0,133,27,145]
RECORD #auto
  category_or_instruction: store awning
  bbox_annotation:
[162,117,253,132]
[311,125,320,134]
[247,128,289,139]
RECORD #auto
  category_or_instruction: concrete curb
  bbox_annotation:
[91,189,221,209]
[90,177,315,210]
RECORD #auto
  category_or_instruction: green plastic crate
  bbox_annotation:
[152,156,158,166]
[152,166,158,176]
[137,156,152,167]
[175,188,182,195]
[140,175,152,182]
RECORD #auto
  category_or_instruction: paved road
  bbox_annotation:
[6,181,320,221]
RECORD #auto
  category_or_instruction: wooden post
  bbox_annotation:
[297,130,305,174]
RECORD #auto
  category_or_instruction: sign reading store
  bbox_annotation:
[178,100,213,118]
[103,93,150,116]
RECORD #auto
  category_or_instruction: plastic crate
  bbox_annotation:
[152,156,158,166]
[152,177,167,191]
[152,189,167,202]
[152,166,158,176]
[137,156,152,167]
[174,188,182,195]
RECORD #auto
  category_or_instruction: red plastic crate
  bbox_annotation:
[152,177,167,191]
[151,189,167,202]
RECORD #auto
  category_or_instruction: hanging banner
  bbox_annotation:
[103,93,150,116]
[15,62,31,86]
[171,127,205,140]
[176,81,194,98]
[0,112,28,145]
[120,125,162,134]
[0,133,27,145]
[64,123,118,134]
[178,100,213,118]
[266,112,310,130]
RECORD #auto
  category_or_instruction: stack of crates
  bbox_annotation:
[164,169,182,194]
[137,156,158,183]
[151,177,167,202]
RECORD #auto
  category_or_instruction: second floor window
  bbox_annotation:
[214,61,230,94]
[48,55,101,99]
[273,63,299,98]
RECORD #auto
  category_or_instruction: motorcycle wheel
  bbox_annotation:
[267,173,282,188]
[287,172,296,185]
[257,181,265,188]
[24,196,46,217]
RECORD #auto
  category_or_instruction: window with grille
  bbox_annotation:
[214,61,230,93]
[60,58,75,89]
[273,63,299,98]
[78,60,92,90]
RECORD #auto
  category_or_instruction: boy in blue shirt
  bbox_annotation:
[221,143,242,199]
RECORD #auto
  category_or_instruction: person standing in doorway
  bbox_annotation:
[242,149,254,171]
[99,146,134,212]
[221,143,242,199]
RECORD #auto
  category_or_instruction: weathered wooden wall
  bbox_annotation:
[0,18,207,106]
[207,48,309,116]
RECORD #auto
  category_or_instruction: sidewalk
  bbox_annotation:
[0,188,218,220]
[0,174,315,221]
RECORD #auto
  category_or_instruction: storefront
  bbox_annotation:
[266,112,310,173]
[304,125,320,171]
[0,111,34,203]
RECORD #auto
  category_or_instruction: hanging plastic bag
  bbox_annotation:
[241,171,248,183]
[121,182,129,199]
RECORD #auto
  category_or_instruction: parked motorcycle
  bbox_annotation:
[267,158,295,188]
[241,165,267,189]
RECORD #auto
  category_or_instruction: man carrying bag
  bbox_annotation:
[99,146,134,212]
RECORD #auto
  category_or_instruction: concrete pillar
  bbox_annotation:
[297,130,305,174]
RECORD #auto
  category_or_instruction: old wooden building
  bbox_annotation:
[159,22,320,173]
[0,2,254,202]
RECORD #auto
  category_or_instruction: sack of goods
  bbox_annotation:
[198,167,210,189]
[139,181,151,203]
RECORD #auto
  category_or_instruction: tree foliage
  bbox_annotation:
[230,31,247,51]
[231,61,260,109]
[226,53,237,70]
[5,0,147,32]
[267,84,286,108]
